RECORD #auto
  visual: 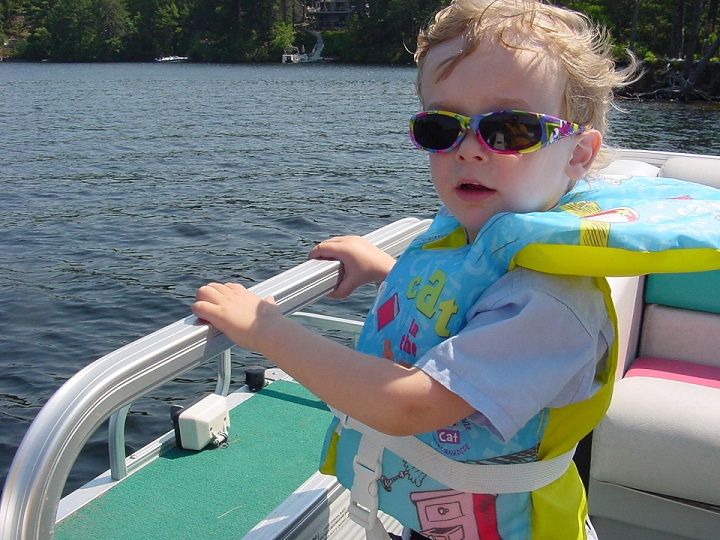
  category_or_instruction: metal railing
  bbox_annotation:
[107,349,232,481]
[0,217,431,540]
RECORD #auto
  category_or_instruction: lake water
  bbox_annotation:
[1,62,719,498]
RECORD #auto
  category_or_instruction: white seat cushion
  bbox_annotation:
[591,376,720,507]
[598,159,660,177]
[659,156,720,189]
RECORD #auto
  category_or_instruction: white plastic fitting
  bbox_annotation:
[173,394,230,451]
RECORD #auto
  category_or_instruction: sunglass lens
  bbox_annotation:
[478,112,542,152]
[413,114,462,151]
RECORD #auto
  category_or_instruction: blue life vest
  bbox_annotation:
[320,175,720,539]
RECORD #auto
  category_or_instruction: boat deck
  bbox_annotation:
[54,379,333,539]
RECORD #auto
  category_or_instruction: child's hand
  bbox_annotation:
[308,236,395,299]
[192,282,282,352]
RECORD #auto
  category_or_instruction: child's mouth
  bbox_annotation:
[457,182,495,201]
[460,182,492,192]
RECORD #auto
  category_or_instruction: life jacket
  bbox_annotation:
[319,175,720,540]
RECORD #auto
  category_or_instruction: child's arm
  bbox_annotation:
[192,282,475,436]
[308,236,395,299]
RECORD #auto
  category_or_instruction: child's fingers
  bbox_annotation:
[308,236,358,260]
[224,282,247,291]
[193,283,238,321]
[308,242,336,260]
[191,298,218,322]
[195,282,221,301]
[195,282,246,300]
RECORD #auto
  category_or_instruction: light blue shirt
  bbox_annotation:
[415,267,614,441]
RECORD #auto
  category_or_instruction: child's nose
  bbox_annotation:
[455,128,488,161]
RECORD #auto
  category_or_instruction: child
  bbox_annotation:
[193,1,638,538]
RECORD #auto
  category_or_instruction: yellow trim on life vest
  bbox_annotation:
[421,226,468,250]
[514,245,720,277]
[532,462,589,539]
[319,431,340,476]
[529,276,618,539]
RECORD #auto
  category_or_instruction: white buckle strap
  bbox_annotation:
[333,408,575,494]
[348,434,383,530]
[348,432,395,540]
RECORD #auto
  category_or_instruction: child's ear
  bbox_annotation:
[565,130,602,181]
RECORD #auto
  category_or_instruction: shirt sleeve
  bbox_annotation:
[413,267,614,442]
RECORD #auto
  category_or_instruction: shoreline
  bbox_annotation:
[2,57,718,101]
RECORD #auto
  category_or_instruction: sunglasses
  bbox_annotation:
[409,109,585,154]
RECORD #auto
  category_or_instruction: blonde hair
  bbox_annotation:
[415,0,638,156]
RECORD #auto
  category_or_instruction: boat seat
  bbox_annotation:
[589,270,720,540]
[598,158,661,177]
[599,155,720,189]
[659,156,720,189]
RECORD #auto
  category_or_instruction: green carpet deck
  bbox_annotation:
[55,381,332,539]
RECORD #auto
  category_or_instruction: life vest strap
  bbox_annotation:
[348,431,383,530]
[335,410,576,539]
[348,423,394,540]
[335,410,576,494]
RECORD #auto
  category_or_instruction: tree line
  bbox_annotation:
[1,0,718,97]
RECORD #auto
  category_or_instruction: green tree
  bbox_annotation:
[125,0,191,60]
[47,0,94,60]
[0,0,27,57]
[270,18,294,54]
[1,0,719,78]
[45,0,131,61]
[345,0,448,63]
[153,1,182,53]
[683,0,706,75]
[92,0,132,59]
[18,0,53,60]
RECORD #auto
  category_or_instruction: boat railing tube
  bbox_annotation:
[0,217,431,540]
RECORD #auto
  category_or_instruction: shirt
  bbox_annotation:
[415,266,614,441]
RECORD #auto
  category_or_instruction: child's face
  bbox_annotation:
[419,36,581,241]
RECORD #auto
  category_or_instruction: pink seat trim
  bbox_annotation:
[626,357,720,389]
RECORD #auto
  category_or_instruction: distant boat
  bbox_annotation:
[281,46,309,64]
[155,56,188,63]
